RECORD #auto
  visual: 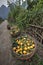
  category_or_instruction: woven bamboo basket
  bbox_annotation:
[12,35,37,60]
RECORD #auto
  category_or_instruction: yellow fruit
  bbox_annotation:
[26,41,28,43]
[20,51,22,54]
[28,47,30,49]
[24,44,27,47]
[16,49,20,53]
[18,41,21,44]
[16,50,18,53]
[13,47,16,51]
[27,43,30,46]
[24,47,27,50]
[20,48,22,51]
[23,51,27,54]
[16,40,18,42]
[17,46,20,49]
[10,32,13,35]
[30,46,33,49]
[20,43,23,45]
[23,38,26,40]
[32,44,35,47]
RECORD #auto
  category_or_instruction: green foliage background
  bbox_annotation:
[8,0,43,30]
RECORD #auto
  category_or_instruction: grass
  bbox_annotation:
[0,18,4,24]
[8,21,16,27]
[0,21,3,24]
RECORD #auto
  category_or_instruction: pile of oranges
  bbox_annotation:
[12,36,35,55]
[10,26,20,35]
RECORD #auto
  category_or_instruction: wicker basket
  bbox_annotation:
[12,38,37,60]
[10,26,21,38]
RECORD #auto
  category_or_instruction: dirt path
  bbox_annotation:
[0,20,16,65]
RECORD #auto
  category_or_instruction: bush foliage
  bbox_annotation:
[8,0,43,30]
[0,17,4,24]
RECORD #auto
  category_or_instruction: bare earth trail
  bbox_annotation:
[0,20,16,65]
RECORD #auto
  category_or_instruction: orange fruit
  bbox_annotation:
[30,46,33,49]
[26,41,28,43]
[23,38,26,40]
[13,47,16,51]
[23,51,27,54]
[27,43,30,46]
[32,44,35,47]
[17,46,20,49]
[19,51,22,54]
[16,40,18,42]
[20,48,22,51]
[24,44,27,47]
[24,47,27,50]
[18,41,21,44]
[16,49,20,53]
[27,47,30,49]
[20,43,23,45]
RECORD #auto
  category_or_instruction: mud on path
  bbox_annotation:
[0,20,16,65]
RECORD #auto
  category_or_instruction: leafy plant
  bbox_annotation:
[27,0,43,26]
[8,0,43,31]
